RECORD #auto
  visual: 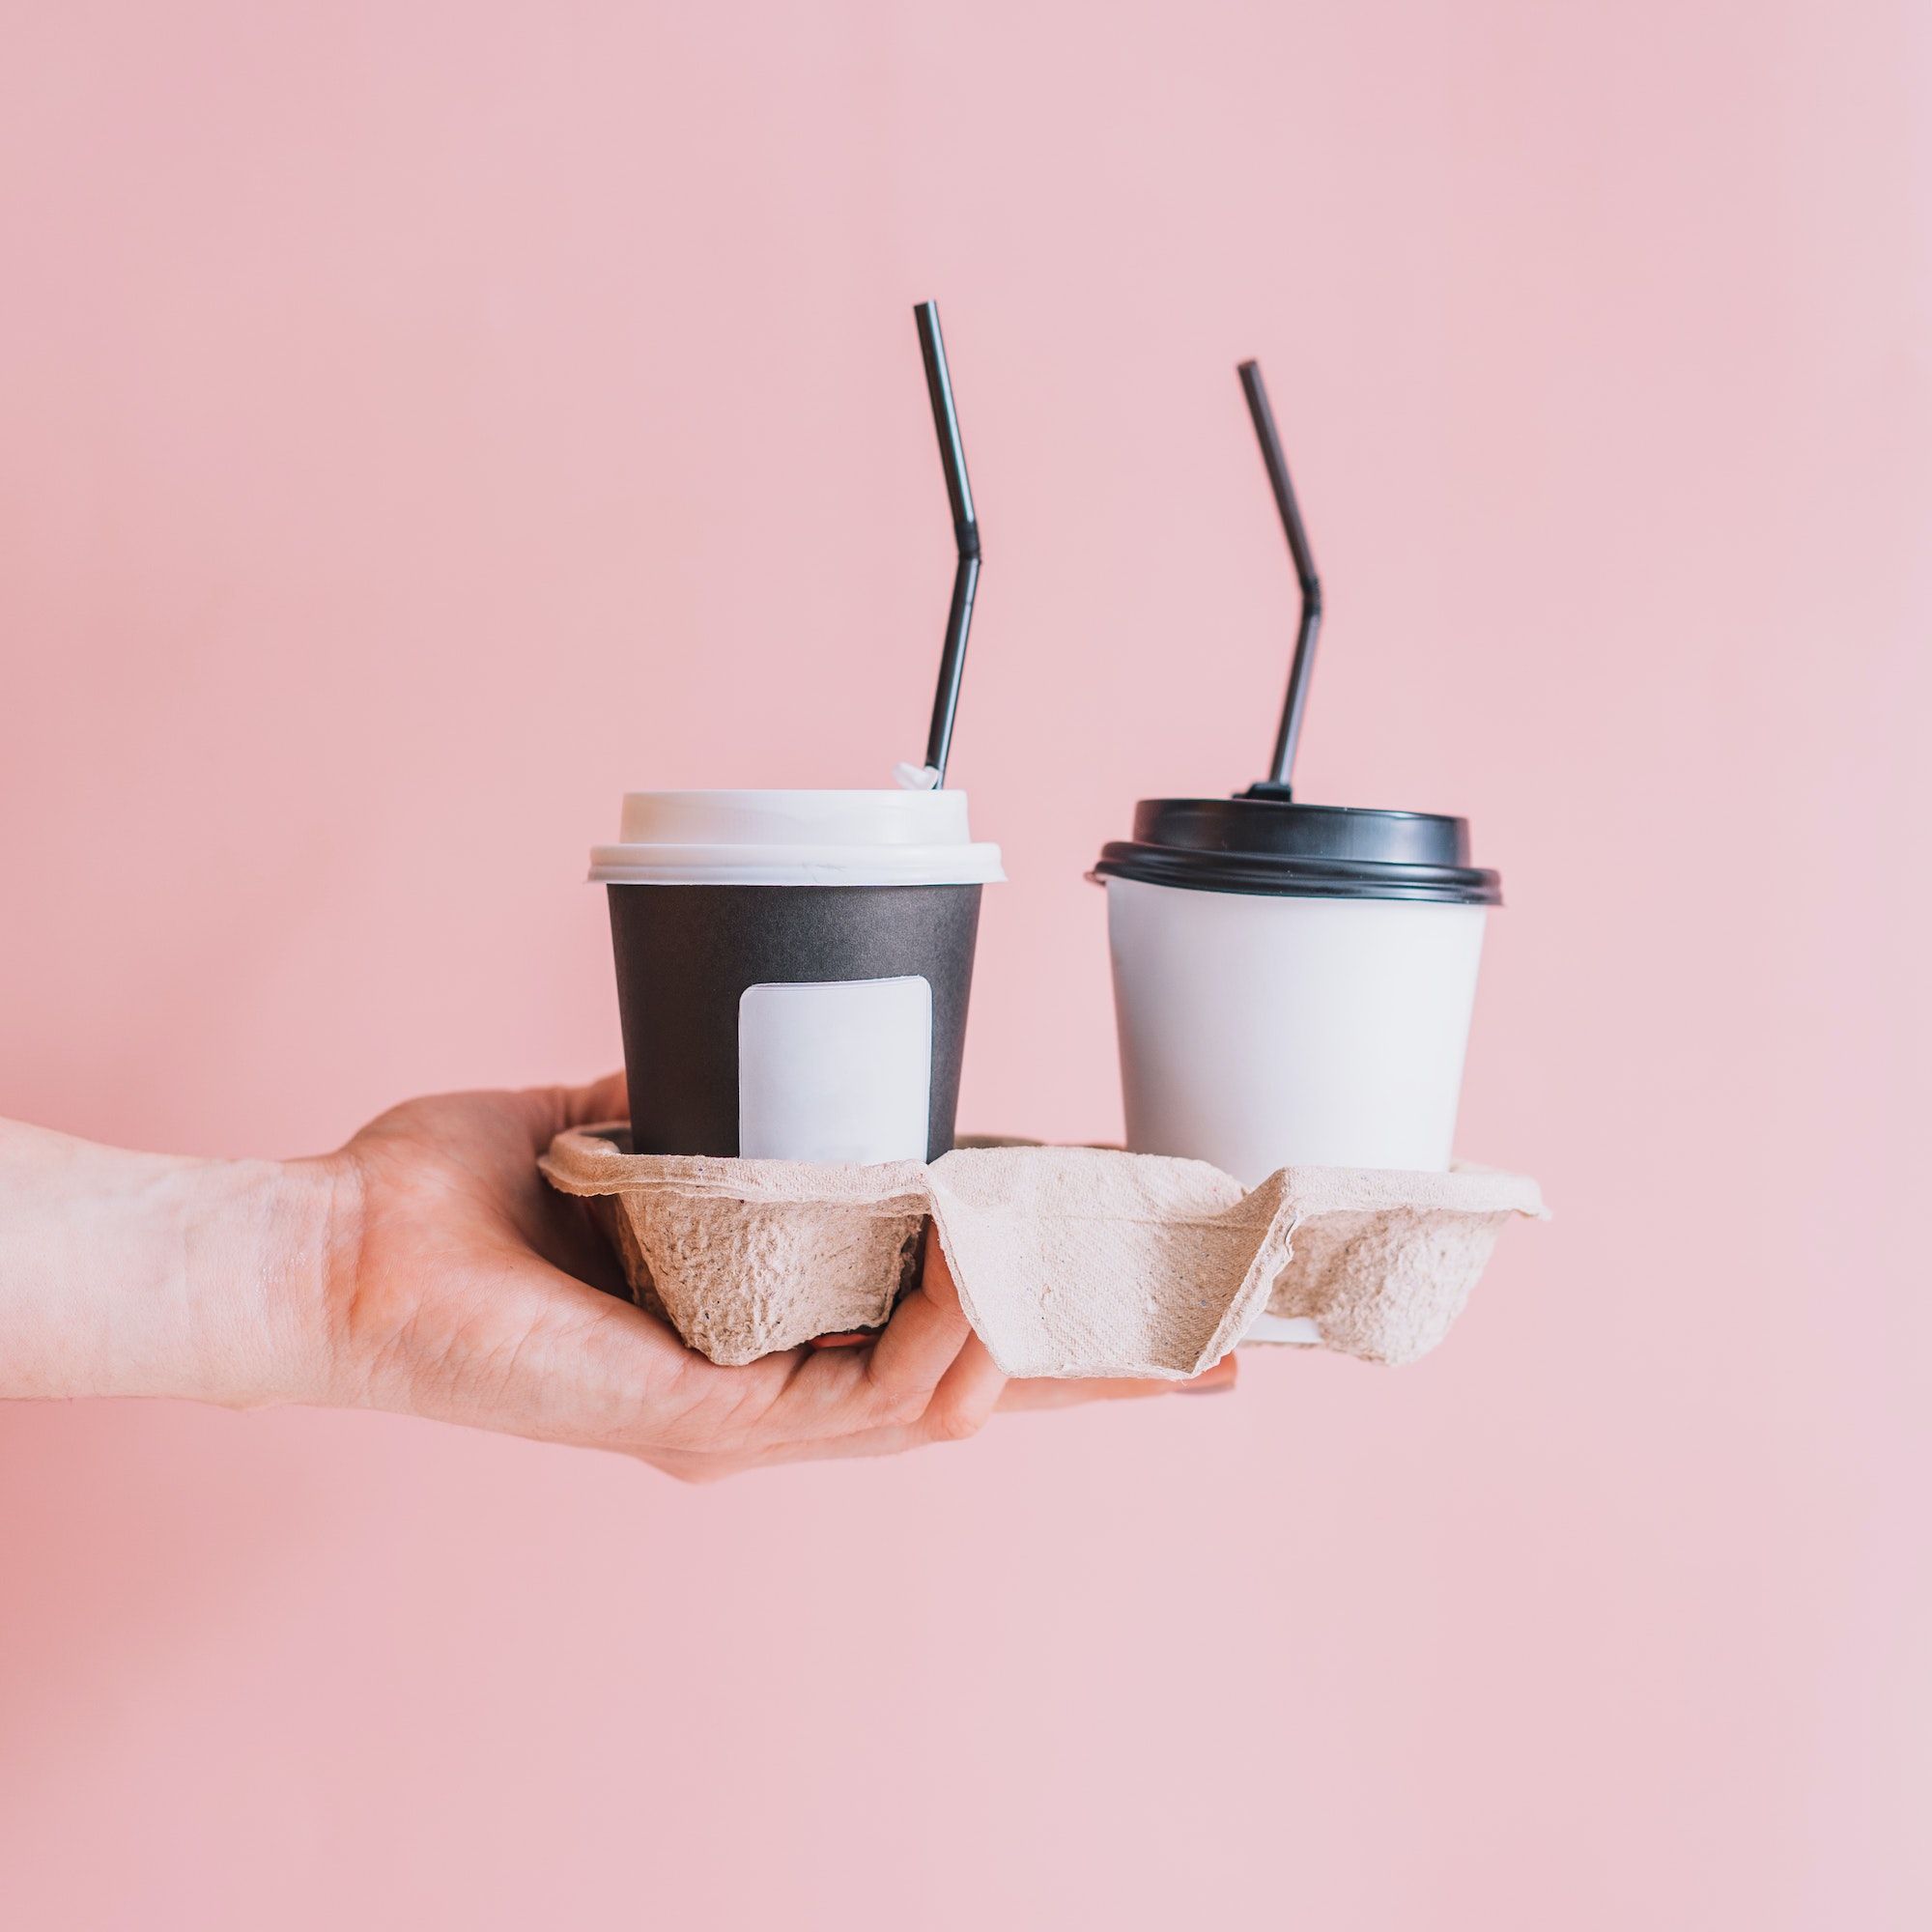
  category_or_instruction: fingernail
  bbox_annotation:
[1179,1365,1237,1395]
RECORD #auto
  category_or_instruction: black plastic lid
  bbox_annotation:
[1092,791,1502,905]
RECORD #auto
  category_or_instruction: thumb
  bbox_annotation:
[510,1069,629,1157]
[562,1069,629,1128]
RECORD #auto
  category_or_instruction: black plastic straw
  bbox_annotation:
[915,301,980,784]
[1238,359,1322,794]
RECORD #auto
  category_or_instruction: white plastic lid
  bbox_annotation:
[589,790,1006,887]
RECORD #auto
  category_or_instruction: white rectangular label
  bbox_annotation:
[737,976,933,1163]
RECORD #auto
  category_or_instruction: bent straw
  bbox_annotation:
[1238,359,1322,794]
[915,300,980,785]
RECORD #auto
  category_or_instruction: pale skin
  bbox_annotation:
[0,1073,1234,1479]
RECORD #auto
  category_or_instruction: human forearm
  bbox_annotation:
[1,1081,1234,1463]
[0,1120,336,1407]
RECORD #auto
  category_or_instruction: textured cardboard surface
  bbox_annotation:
[541,1127,1546,1376]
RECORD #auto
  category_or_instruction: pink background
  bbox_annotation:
[2,2,1925,1925]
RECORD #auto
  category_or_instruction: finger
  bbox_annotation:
[763,1252,1241,1450]
[753,1350,1239,1465]
[563,1069,630,1128]
[367,1241,715,1447]
[677,1309,943,1453]
[996,1353,1239,1411]
[845,1228,976,1428]
[746,1336,1004,1466]
[734,1231,980,1448]
[507,1071,631,1158]
[759,1287,1241,1463]
[915,1328,1009,1442]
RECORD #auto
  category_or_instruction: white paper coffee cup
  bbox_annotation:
[1093,798,1500,1187]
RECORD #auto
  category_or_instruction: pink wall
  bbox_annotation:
[2,2,1925,1924]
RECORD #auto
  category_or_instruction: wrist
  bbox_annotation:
[0,1121,350,1409]
[177,1151,350,1409]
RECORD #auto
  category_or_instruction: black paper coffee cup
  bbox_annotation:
[591,792,1004,1163]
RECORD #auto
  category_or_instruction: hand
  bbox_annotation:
[312,1076,1236,1479]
